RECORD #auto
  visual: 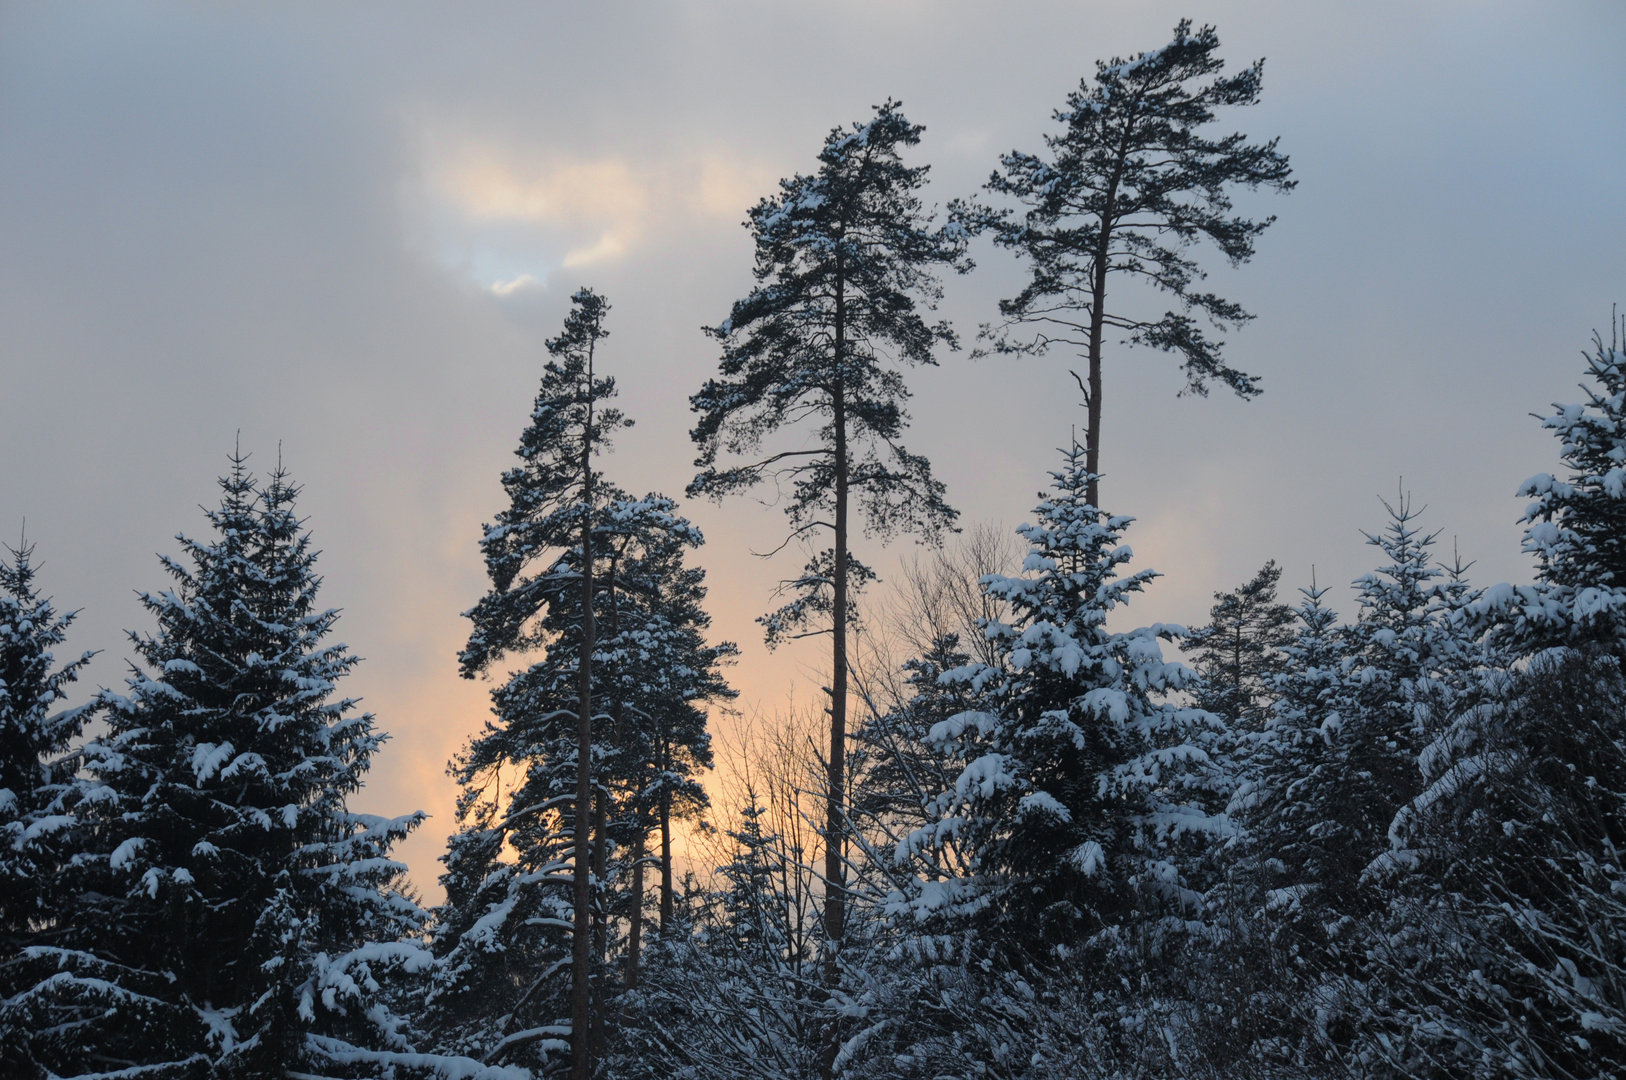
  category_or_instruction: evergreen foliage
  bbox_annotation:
[0,540,94,950]
[0,540,95,1078]
[687,99,969,1035]
[965,19,1293,505]
[1480,314,1626,655]
[893,443,1228,957]
[1184,559,1294,728]
[448,288,732,1073]
[9,456,468,1080]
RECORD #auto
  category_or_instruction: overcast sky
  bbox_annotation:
[3,1,1623,899]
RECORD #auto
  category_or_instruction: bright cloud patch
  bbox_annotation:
[416,137,783,286]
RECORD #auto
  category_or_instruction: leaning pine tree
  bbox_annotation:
[967,19,1294,507]
[454,287,629,1078]
[53,455,470,1079]
[688,102,968,1040]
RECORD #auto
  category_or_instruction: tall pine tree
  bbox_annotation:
[688,102,968,1015]
[460,287,626,1079]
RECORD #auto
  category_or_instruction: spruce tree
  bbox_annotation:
[1337,493,1455,890]
[0,539,96,1079]
[896,444,1229,959]
[1486,313,1626,655]
[1235,576,1353,897]
[1359,652,1626,1078]
[1184,559,1294,729]
[967,20,1294,507]
[688,100,968,1007]
[40,455,440,1078]
[0,539,94,951]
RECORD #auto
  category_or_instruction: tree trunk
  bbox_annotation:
[626,827,645,988]
[571,350,597,1080]
[659,778,673,933]
[594,554,617,965]
[821,252,850,1080]
[1085,249,1107,510]
[1086,121,1132,510]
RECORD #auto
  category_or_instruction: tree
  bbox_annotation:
[433,490,729,1069]
[969,19,1294,507]
[1233,576,1352,892]
[28,455,447,1079]
[1184,559,1294,728]
[688,100,969,1012]
[460,287,625,1080]
[0,538,95,1078]
[896,443,1229,960]
[1355,651,1626,1079]
[1480,312,1626,656]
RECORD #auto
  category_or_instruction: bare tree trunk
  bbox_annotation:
[571,348,597,1080]
[594,555,618,964]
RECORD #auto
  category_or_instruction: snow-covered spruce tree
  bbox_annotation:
[0,539,96,1078]
[1226,499,1482,1073]
[1333,493,1461,899]
[43,456,466,1079]
[1478,315,1626,657]
[0,539,94,949]
[1230,578,1352,897]
[853,444,1231,1076]
[963,19,1293,508]
[456,286,626,1079]
[1184,560,1294,729]
[688,101,968,1021]
[1203,576,1356,1077]
[902,443,1229,949]
[1349,650,1626,1079]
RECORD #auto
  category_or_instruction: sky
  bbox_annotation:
[3,1,1623,900]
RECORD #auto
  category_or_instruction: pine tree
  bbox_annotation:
[1184,560,1294,729]
[0,539,96,1078]
[966,20,1294,507]
[688,101,969,1014]
[459,287,627,1079]
[1484,313,1626,656]
[446,362,730,1074]
[32,455,443,1079]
